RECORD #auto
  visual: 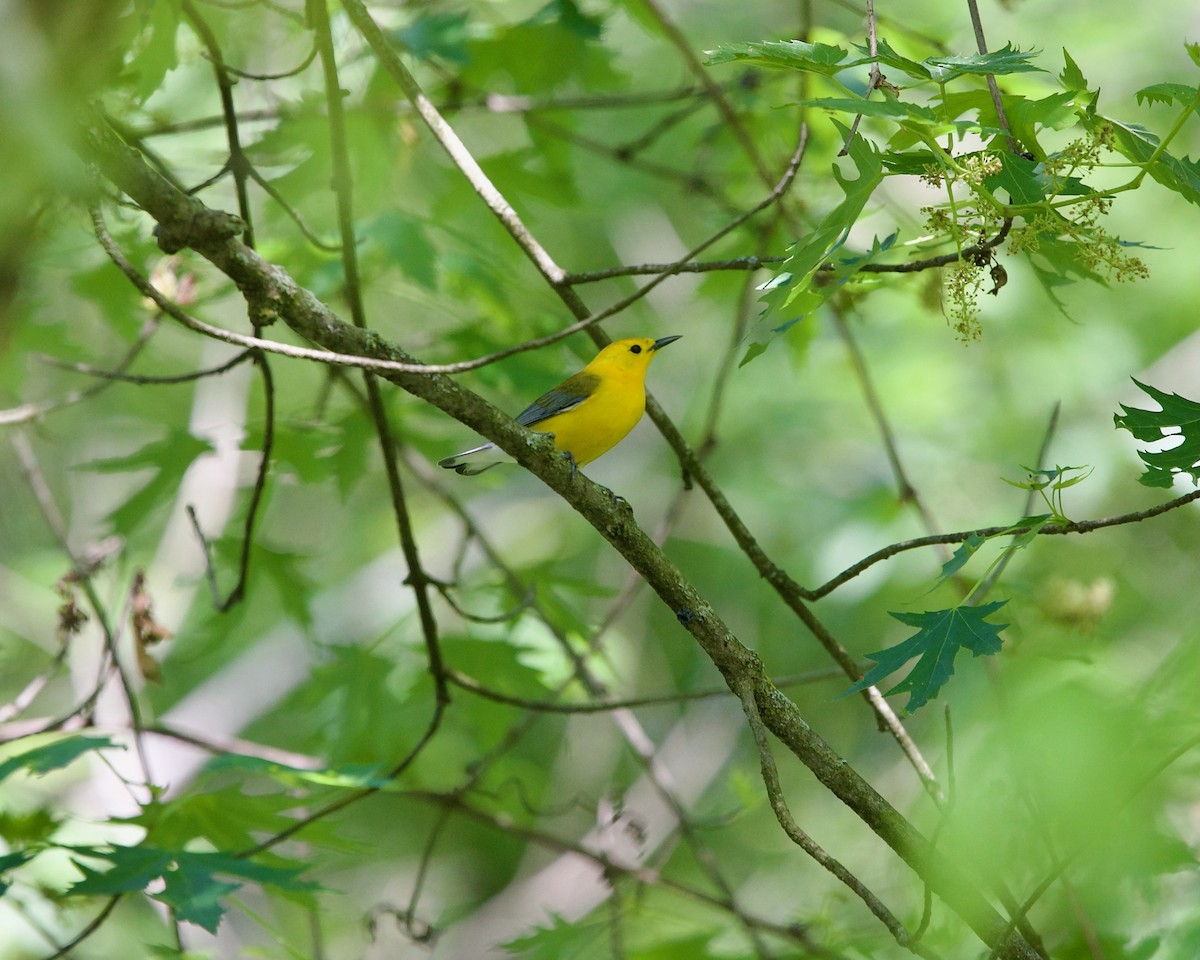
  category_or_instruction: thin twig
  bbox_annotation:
[38,896,122,960]
[0,315,162,426]
[811,486,1200,600]
[971,403,1061,600]
[965,0,1018,153]
[737,679,939,957]
[38,348,254,385]
[839,0,883,155]
[447,666,848,714]
[312,0,449,707]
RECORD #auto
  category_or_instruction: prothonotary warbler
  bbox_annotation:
[439,335,681,476]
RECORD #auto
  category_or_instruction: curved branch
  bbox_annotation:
[811,488,1200,599]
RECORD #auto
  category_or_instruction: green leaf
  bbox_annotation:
[1003,91,1081,157]
[853,38,933,81]
[0,850,35,895]
[66,845,317,932]
[121,0,182,103]
[794,97,938,123]
[984,151,1094,206]
[201,753,394,791]
[1136,82,1200,112]
[1114,379,1200,487]
[159,851,319,932]
[1107,118,1200,207]
[743,124,883,362]
[1020,225,1110,315]
[987,151,1049,205]
[530,0,605,41]
[67,845,173,895]
[0,735,122,785]
[254,543,319,629]
[392,11,470,64]
[364,211,438,290]
[504,912,606,960]
[80,431,214,533]
[705,39,852,75]
[922,45,1045,83]
[463,5,619,94]
[0,808,61,846]
[939,532,987,580]
[838,601,1009,712]
[157,855,241,933]
[1059,48,1090,93]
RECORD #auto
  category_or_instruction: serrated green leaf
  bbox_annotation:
[1007,514,1054,547]
[1114,379,1200,486]
[923,45,1044,83]
[173,850,318,892]
[67,845,172,895]
[503,911,605,959]
[463,7,619,95]
[79,431,215,533]
[66,844,317,931]
[705,39,851,75]
[1003,91,1081,156]
[0,849,36,897]
[794,96,938,122]
[838,601,1008,712]
[939,532,987,580]
[0,735,122,785]
[1059,48,1089,93]
[853,38,933,81]
[158,856,241,933]
[1136,83,1200,111]
[1021,224,1111,316]
[254,544,318,629]
[121,0,182,103]
[743,124,883,361]
[987,151,1049,205]
[1107,118,1200,207]
[1188,42,1200,69]
[0,808,61,846]
[984,151,1095,206]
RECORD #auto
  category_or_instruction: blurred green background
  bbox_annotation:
[2,0,1199,957]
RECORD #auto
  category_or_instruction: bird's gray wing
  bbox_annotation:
[515,372,599,427]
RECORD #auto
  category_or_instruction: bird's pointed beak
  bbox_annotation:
[651,335,681,351]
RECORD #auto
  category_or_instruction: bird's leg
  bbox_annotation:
[562,450,578,479]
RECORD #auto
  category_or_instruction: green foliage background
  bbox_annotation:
[2,0,1200,958]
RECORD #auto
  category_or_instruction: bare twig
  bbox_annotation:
[737,679,939,957]
[39,347,254,385]
[965,0,1018,153]
[447,666,848,714]
[839,0,884,154]
[312,0,449,707]
[0,315,162,426]
[812,486,1200,600]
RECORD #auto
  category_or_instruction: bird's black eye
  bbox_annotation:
[630,344,642,354]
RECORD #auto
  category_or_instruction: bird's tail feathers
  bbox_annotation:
[437,442,509,476]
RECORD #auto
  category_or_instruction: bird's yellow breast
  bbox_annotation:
[529,370,647,467]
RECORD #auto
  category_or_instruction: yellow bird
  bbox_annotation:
[439,335,681,476]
